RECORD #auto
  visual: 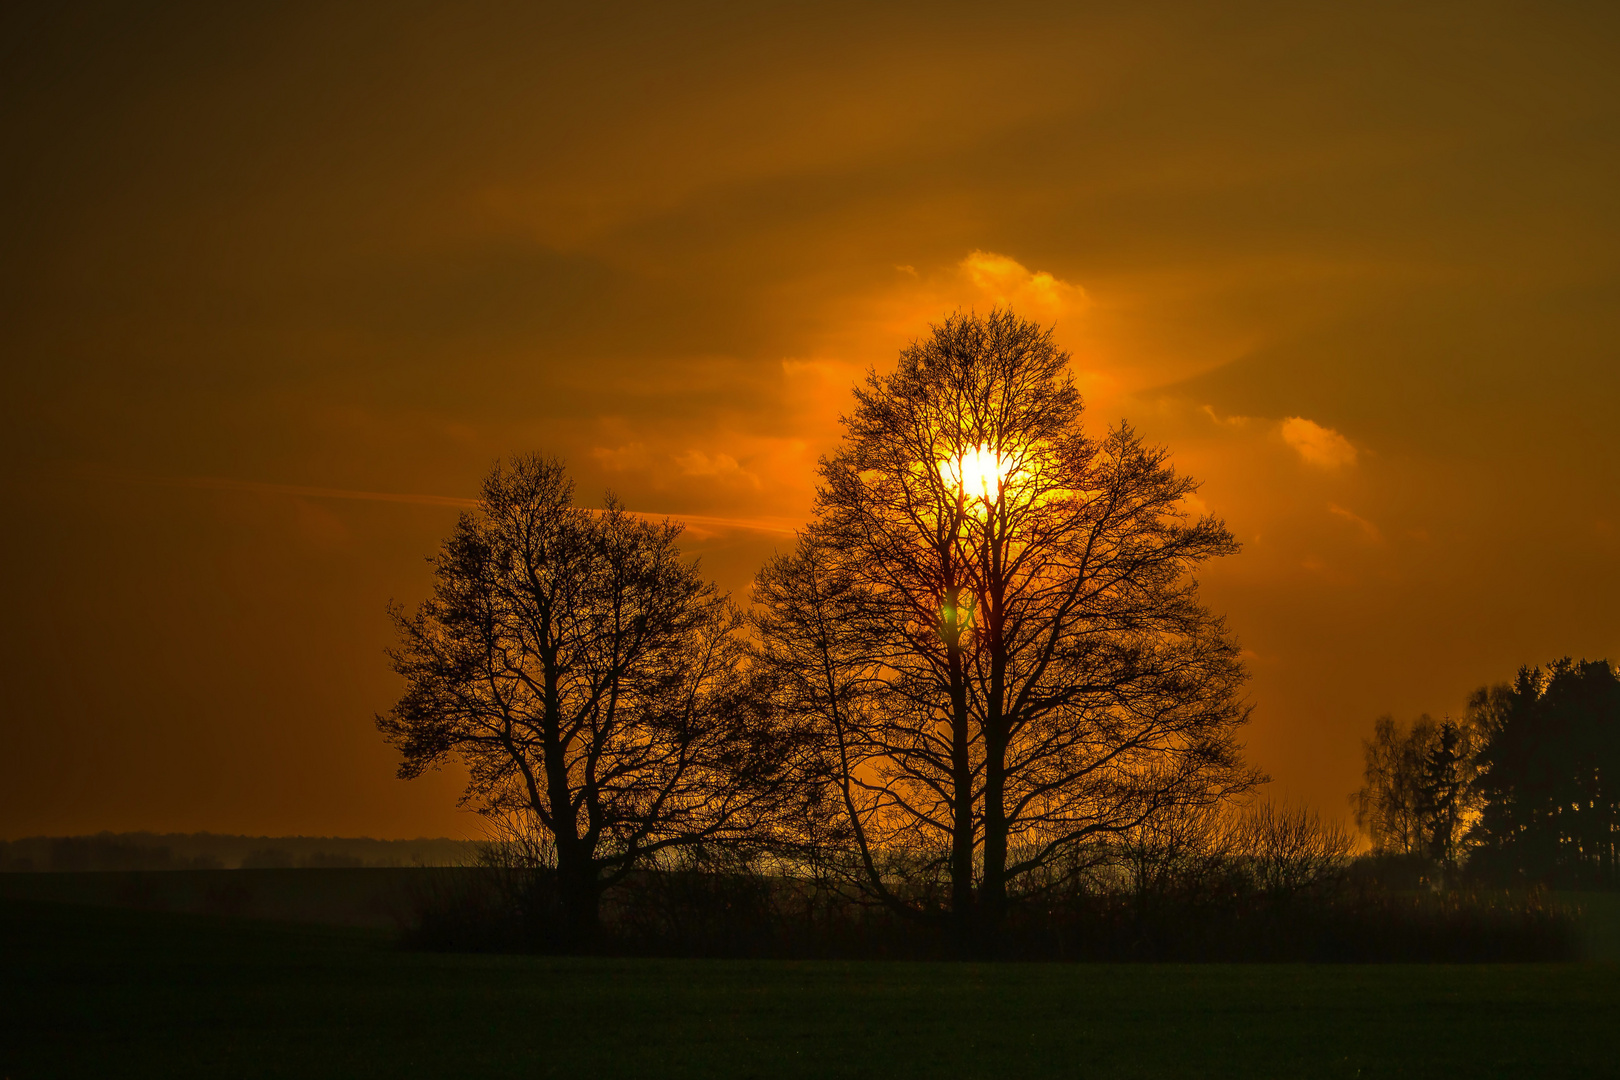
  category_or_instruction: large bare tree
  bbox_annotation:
[752,309,1257,943]
[381,456,791,946]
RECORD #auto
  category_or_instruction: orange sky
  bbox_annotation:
[3,2,1618,839]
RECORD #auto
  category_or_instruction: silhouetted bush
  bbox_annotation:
[1346,852,1434,892]
[402,856,1579,963]
[999,883,1576,962]
[401,865,564,953]
[399,802,1577,961]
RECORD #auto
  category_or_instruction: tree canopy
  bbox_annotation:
[1352,658,1620,889]
[380,456,796,945]
[752,309,1257,941]
[1470,659,1620,887]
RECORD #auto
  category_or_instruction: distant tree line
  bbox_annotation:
[1353,658,1620,889]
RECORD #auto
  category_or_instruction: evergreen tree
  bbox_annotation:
[1469,659,1620,887]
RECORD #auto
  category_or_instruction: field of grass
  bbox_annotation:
[3,898,1619,1078]
[0,866,446,928]
[1565,891,1620,961]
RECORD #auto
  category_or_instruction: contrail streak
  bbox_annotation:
[109,473,798,536]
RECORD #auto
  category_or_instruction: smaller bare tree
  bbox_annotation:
[380,456,796,947]
[1114,802,1237,904]
[1352,714,1437,856]
[1236,801,1352,899]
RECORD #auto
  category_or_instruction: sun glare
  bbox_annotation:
[939,445,1013,503]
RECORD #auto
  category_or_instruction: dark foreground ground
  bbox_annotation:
[3,899,1620,1079]
[0,867,435,927]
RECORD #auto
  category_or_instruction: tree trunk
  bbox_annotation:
[979,596,1010,944]
[981,726,1008,938]
[555,855,602,951]
[540,660,599,950]
[945,586,977,951]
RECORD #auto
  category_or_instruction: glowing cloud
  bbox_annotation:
[1281,417,1357,469]
[960,251,1087,317]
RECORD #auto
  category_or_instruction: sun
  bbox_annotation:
[939,445,1014,504]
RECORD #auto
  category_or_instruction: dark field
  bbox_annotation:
[0,867,435,928]
[3,898,1620,1079]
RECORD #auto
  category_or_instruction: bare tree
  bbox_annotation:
[1114,801,1238,904]
[752,309,1258,943]
[380,456,793,947]
[1353,714,1433,856]
[1235,801,1352,899]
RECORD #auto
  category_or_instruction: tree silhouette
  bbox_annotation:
[380,456,794,946]
[1352,714,1435,857]
[1418,720,1472,879]
[1470,659,1620,886]
[752,309,1257,946]
[1352,713,1480,875]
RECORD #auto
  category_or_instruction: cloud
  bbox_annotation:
[1202,404,1252,427]
[1328,503,1382,543]
[646,512,797,538]
[1280,417,1357,469]
[780,357,865,384]
[674,449,761,488]
[959,251,1088,318]
[592,442,650,471]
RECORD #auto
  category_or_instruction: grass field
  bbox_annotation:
[0,866,447,928]
[3,899,1619,1078]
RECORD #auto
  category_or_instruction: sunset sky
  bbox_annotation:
[3,1,1618,840]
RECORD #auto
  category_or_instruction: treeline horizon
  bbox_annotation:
[1355,655,1620,890]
